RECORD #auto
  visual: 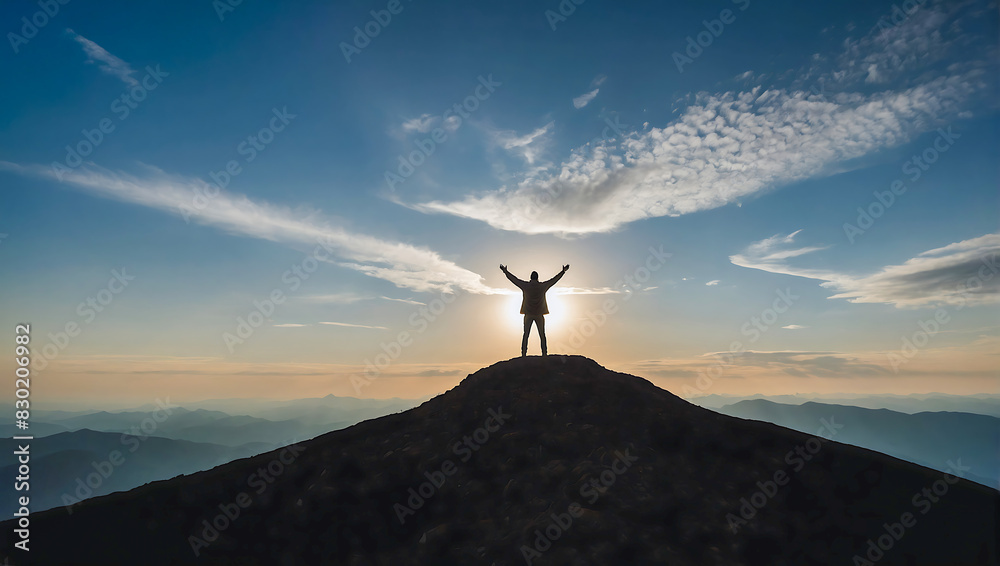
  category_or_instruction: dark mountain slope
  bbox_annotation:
[3,356,995,565]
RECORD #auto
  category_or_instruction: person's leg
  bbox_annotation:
[537,314,547,356]
[521,314,532,356]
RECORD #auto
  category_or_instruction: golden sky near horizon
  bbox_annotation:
[9,324,997,409]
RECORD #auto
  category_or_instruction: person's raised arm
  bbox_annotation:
[543,264,569,288]
[500,264,526,288]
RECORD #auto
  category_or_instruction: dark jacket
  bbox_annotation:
[504,269,565,315]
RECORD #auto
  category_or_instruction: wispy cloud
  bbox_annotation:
[399,112,460,136]
[297,293,365,304]
[573,88,600,109]
[826,234,1000,308]
[487,285,626,297]
[705,280,720,286]
[274,323,308,328]
[835,3,967,86]
[66,29,138,86]
[741,230,831,262]
[782,324,808,330]
[0,162,503,296]
[551,286,625,296]
[318,321,388,330]
[574,74,607,108]
[492,121,554,164]
[729,230,838,282]
[401,114,437,134]
[731,230,1000,308]
[629,350,891,379]
[415,368,462,377]
[705,350,891,377]
[297,293,427,306]
[405,6,991,236]
[380,296,426,305]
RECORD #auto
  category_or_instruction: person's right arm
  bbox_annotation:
[501,265,525,288]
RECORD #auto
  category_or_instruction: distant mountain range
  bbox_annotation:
[0,394,424,446]
[181,393,430,422]
[688,392,1000,417]
[0,430,268,517]
[0,394,425,514]
[11,407,344,447]
[717,399,999,489]
[4,356,995,565]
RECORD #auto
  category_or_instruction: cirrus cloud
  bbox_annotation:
[731,230,1000,308]
[573,88,600,109]
[67,29,138,86]
[0,161,503,296]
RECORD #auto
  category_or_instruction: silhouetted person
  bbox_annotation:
[500,264,569,356]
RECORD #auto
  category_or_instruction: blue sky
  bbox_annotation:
[0,0,997,405]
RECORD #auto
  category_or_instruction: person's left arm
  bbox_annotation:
[543,265,569,288]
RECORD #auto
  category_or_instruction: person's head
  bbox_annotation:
[530,271,539,281]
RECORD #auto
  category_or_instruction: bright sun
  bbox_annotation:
[504,292,572,335]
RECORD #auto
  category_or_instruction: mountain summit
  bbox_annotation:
[5,356,995,564]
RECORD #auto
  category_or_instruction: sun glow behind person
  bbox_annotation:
[503,291,572,334]
[500,286,574,355]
